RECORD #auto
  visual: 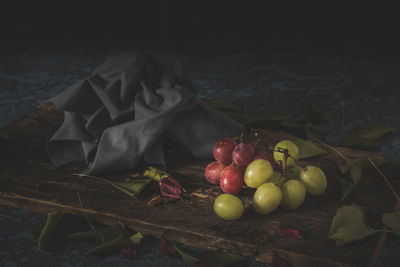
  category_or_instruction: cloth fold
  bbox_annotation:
[47,50,247,175]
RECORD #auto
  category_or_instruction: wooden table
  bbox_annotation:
[0,101,398,266]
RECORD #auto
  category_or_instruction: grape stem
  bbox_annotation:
[269,146,292,186]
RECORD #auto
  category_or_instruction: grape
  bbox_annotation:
[280,179,306,210]
[286,165,302,180]
[253,183,282,215]
[268,171,282,184]
[254,151,274,164]
[220,165,244,195]
[213,194,244,220]
[232,143,255,167]
[204,162,226,184]
[299,165,327,195]
[213,138,236,164]
[273,140,299,167]
[244,159,273,188]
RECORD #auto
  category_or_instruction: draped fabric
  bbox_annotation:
[47,51,247,175]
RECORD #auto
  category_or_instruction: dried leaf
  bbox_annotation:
[272,226,303,240]
[382,211,400,233]
[293,138,327,159]
[328,204,378,246]
[160,237,178,258]
[37,210,64,252]
[160,177,182,198]
[143,166,171,183]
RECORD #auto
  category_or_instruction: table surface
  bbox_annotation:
[1,47,400,266]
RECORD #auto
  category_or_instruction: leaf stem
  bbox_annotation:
[313,138,347,160]
[77,192,104,243]
[367,157,400,205]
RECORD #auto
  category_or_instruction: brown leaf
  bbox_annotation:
[160,177,182,198]
[160,237,178,258]
[272,226,303,240]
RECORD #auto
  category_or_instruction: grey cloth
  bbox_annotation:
[47,51,247,175]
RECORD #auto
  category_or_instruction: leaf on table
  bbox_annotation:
[160,237,178,259]
[159,177,182,198]
[341,125,396,150]
[143,166,171,183]
[302,102,330,124]
[85,235,127,257]
[37,210,65,252]
[173,245,200,264]
[271,252,292,267]
[328,204,378,246]
[272,225,303,240]
[73,173,151,197]
[64,225,134,243]
[281,119,313,129]
[382,211,400,233]
[293,138,327,159]
[337,155,386,201]
[129,232,144,246]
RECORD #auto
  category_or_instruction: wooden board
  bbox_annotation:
[0,101,399,266]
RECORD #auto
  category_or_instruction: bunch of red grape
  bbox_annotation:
[204,137,274,195]
[205,137,328,221]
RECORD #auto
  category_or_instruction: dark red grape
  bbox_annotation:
[254,151,274,164]
[220,165,244,195]
[232,143,255,167]
[213,137,236,164]
[204,162,226,184]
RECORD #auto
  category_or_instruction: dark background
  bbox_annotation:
[1,1,399,54]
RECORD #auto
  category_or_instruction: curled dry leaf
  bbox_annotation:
[160,237,178,259]
[160,177,182,198]
[272,225,303,240]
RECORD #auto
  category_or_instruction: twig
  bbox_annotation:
[313,138,347,160]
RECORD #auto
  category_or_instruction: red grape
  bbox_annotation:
[213,137,236,164]
[254,151,274,164]
[220,165,244,195]
[204,162,226,184]
[232,143,255,167]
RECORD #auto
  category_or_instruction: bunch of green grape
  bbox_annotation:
[213,140,327,220]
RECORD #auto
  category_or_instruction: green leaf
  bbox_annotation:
[129,232,143,245]
[243,111,290,130]
[173,245,200,264]
[341,125,396,150]
[328,204,378,246]
[85,235,127,257]
[64,225,134,242]
[382,211,400,233]
[37,210,65,252]
[143,167,170,183]
[74,174,151,197]
[293,138,328,159]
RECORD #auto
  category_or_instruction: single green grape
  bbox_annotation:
[244,159,273,188]
[299,165,327,195]
[286,165,302,180]
[213,194,244,220]
[253,183,282,215]
[273,140,299,167]
[268,171,281,184]
[280,179,306,210]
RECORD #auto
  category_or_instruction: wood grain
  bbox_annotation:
[0,101,399,266]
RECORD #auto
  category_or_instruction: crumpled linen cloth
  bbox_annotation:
[47,51,247,175]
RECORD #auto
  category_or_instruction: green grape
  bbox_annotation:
[268,171,281,184]
[213,194,244,220]
[281,179,306,210]
[299,165,327,195]
[253,183,282,215]
[273,140,299,167]
[244,159,273,188]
